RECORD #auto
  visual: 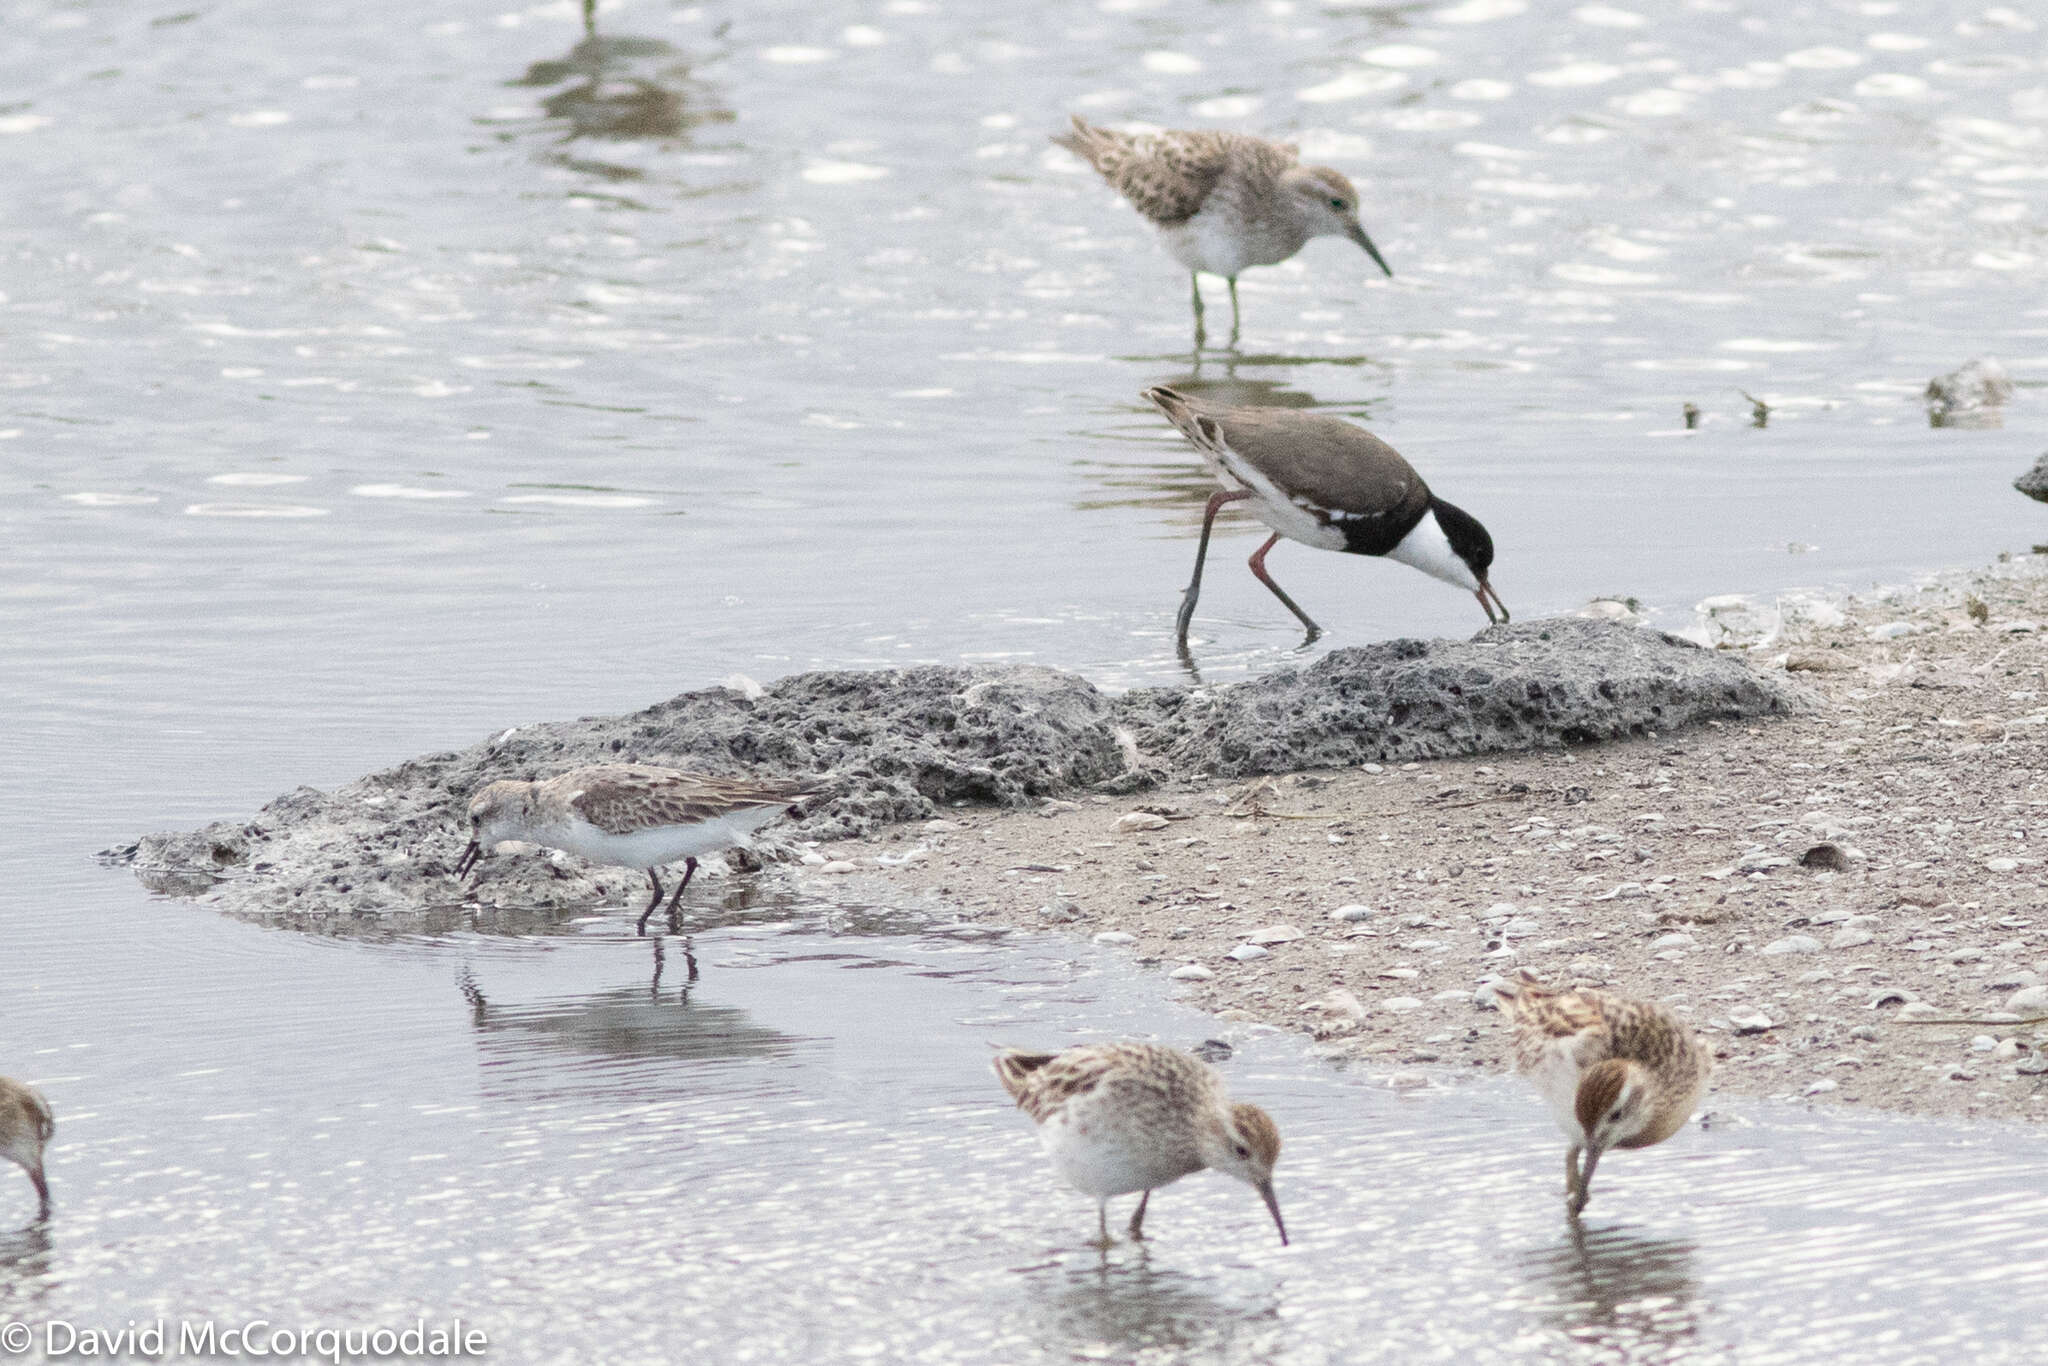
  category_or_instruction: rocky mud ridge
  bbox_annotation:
[115,619,1801,920]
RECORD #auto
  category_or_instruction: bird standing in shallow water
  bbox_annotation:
[0,1077,53,1223]
[1492,971,1711,1218]
[1143,385,1506,647]
[453,763,822,936]
[1054,116,1393,349]
[992,1042,1287,1248]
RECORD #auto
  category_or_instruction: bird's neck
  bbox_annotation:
[1385,507,1482,593]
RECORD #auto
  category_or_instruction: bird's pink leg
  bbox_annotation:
[1176,488,1253,644]
[1248,533,1322,640]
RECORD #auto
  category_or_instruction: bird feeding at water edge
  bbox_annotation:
[452,763,823,936]
[1142,385,1507,646]
[992,1042,1287,1248]
[0,1076,53,1223]
[1053,116,1393,349]
[1491,970,1711,1218]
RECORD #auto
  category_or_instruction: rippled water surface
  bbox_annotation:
[5,0,2048,1360]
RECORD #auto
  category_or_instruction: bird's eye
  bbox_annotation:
[1328,197,1346,211]
[1233,1143,1251,1159]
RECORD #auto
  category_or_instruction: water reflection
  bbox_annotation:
[1519,1223,1705,1356]
[507,1,733,182]
[1024,1251,1279,1361]
[453,950,802,1099]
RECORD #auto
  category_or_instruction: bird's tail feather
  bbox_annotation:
[990,1048,1060,1105]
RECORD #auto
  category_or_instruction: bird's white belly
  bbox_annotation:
[1156,209,1294,279]
[1212,446,1348,552]
[537,808,783,871]
[1039,1108,1192,1199]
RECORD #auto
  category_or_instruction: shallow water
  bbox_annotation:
[6,900,2048,1364]
[5,0,2048,1359]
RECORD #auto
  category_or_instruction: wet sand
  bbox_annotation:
[831,552,2048,1123]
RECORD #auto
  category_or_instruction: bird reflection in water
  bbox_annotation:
[1519,1222,1704,1355]
[508,0,733,181]
[1024,1251,1278,1362]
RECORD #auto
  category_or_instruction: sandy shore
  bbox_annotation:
[829,553,2048,1123]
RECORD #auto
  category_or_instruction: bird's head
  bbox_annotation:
[1201,1101,1288,1245]
[453,779,532,879]
[1429,497,1509,626]
[1284,166,1392,277]
[1575,1058,1655,1161]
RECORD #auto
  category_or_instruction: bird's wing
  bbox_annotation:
[562,765,814,835]
[1060,119,1242,226]
[1212,404,1431,527]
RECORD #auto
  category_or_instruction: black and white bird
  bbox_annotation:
[1143,386,1506,645]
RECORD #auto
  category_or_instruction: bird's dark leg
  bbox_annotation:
[664,855,699,935]
[636,870,664,936]
[1177,489,1252,646]
[1248,533,1322,641]
[1190,274,1206,351]
[1128,1190,1151,1241]
[1227,277,1242,350]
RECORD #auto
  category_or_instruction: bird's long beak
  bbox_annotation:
[1256,1179,1289,1246]
[30,1165,49,1220]
[453,837,483,881]
[1571,1146,1601,1219]
[1347,222,1393,277]
[1476,579,1510,625]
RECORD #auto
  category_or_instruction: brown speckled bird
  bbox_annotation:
[1054,116,1393,347]
[452,763,824,935]
[0,1076,53,1223]
[1492,970,1711,1217]
[993,1042,1287,1247]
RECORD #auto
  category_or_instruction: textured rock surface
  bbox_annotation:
[1118,619,1808,778]
[118,620,1808,917]
[2016,452,2048,504]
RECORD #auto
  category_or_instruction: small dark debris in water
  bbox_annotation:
[2014,452,2048,504]
[1738,390,1770,427]
[1682,402,1700,430]
[1800,842,1850,871]
[1193,1038,1233,1063]
[1965,596,1990,625]
[1926,356,2014,428]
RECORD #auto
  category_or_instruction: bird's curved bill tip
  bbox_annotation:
[1347,223,1393,278]
[1477,581,1509,625]
[1258,1180,1289,1246]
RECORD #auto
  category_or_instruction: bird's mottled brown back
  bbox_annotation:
[993,1043,1216,1126]
[1056,118,1297,226]
[1499,975,1711,1121]
[545,763,818,835]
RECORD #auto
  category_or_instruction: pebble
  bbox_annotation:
[1382,996,1424,1012]
[1830,928,1875,949]
[1805,1079,1838,1096]
[1115,812,1168,833]
[1093,931,1136,946]
[1387,1071,1430,1090]
[1246,924,1305,946]
[1380,967,1420,980]
[817,860,858,875]
[1168,963,1214,981]
[1226,944,1271,962]
[2006,984,2048,1013]
[2018,1052,2048,1076]
[1328,904,1375,922]
[1800,842,1850,871]
[1762,934,1822,955]
[1040,901,1084,923]
[1729,1009,1774,1034]
[1971,1034,1998,1053]
[1502,917,1542,938]
[1306,989,1367,1021]
[1650,932,1696,951]
[1897,1002,1945,1022]
[799,851,828,866]
[1985,858,2020,873]
[1868,621,1920,640]
[1361,763,1385,774]
[1849,1024,1880,1041]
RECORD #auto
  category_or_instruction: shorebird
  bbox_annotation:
[1143,385,1506,645]
[992,1042,1287,1247]
[1054,116,1392,348]
[1491,970,1711,1218]
[453,763,822,935]
[0,1076,53,1223]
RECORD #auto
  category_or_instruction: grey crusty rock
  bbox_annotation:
[2016,452,2048,504]
[1116,619,1808,778]
[119,619,1809,917]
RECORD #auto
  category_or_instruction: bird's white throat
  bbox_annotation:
[1386,511,1482,593]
